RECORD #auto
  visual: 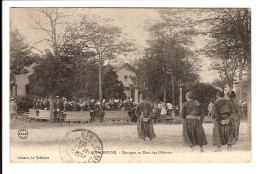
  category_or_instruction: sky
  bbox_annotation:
[10,8,217,83]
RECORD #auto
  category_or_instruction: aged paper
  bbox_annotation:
[9,7,251,163]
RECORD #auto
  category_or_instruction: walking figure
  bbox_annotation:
[212,91,235,152]
[136,94,156,141]
[181,91,207,152]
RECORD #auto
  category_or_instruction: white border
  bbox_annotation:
[3,1,260,174]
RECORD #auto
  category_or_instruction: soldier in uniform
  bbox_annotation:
[97,99,106,122]
[136,94,156,141]
[89,99,96,123]
[180,91,207,152]
[212,91,235,151]
[226,91,242,141]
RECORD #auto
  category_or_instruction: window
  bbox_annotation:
[125,75,128,80]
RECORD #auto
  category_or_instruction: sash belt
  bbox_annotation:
[186,115,199,119]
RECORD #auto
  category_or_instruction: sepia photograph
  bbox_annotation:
[8,7,251,163]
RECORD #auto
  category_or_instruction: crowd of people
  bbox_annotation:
[136,90,243,152]
[30,96,178,123]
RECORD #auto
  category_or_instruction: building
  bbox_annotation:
[110,63,139,103]
[11,62,140,103]
[11,63,35,97]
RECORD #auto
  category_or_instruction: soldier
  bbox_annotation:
[97,99,106,122]
[89,99,96,123]
[136,94,156,141]
[227,91,242,141]
[180,91,207,152]
[212,91,235,151]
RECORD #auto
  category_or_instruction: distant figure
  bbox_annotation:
[227,91,242,141]
[212,91,235,152]
[10,98,17,124]
[159,101,167,122]
[136,94,156,140]
[208,99,214,117]
[89,99,96,123]
[166,102,173,117]
[180,91,207,152]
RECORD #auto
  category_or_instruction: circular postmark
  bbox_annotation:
[59,128,103,163]
[18,129,28,139]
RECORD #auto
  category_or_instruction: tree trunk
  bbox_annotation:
[171,74,175,105]
[179,87,183,113]
[49,93,54,123]
[238,59,243,102]
[163,88,167,102]
[98,62,103,101]
[247,61,251,139]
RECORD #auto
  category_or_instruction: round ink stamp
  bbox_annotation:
[18,129,28,139]
[59,128,103,163]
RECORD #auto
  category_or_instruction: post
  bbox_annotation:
[179,87,183,110]
[171,74,175,105]
[177,80,183,113]
[134,88,139,104]
[98,62,103,101]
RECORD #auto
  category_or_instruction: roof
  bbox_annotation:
[110,63,136,72]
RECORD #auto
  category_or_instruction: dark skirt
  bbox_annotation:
[230,113,240,140]
[213,121,235,146]
[183,119,207,147]
[137,118,156,139]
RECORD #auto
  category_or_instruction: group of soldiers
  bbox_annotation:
[136,90,241,152]
[32,96,138,123]
[31,96,177,123]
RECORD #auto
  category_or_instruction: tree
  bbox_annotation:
[212,78,226,93]
[71,15,135,101]
[103,66,126,100]
[136,37,199,103]
[28,8,73,121]
[10,29,35,96]
[144,9,199,104]
[197,9,251,134]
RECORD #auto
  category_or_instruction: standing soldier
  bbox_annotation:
[212,91,235,151]
[136,94,156,141]
[181,91,207,152]
[89,99,96,123]
[98,99,106,122]
[226,91,242,141]
[126,98,136,122]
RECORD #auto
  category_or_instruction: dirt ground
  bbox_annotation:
[10,120,251,163]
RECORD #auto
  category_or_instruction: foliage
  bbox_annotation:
[103,66,126,100]
[29,52,125,100]
[200,9,251,90]
[15,95,34,113]
[10,29,35,75]
[136,9,200,103]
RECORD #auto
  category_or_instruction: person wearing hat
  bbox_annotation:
[226,91,242,141]
[212,91,235,151]
[180,91,207,152]
[89,99,96,123]
[10,98,17,124]
[136,94,156,140]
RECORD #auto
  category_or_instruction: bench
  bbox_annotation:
[28,109,130,123]
[64,112,90,124]
[104,111,130,122]
[28,109,50,122]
